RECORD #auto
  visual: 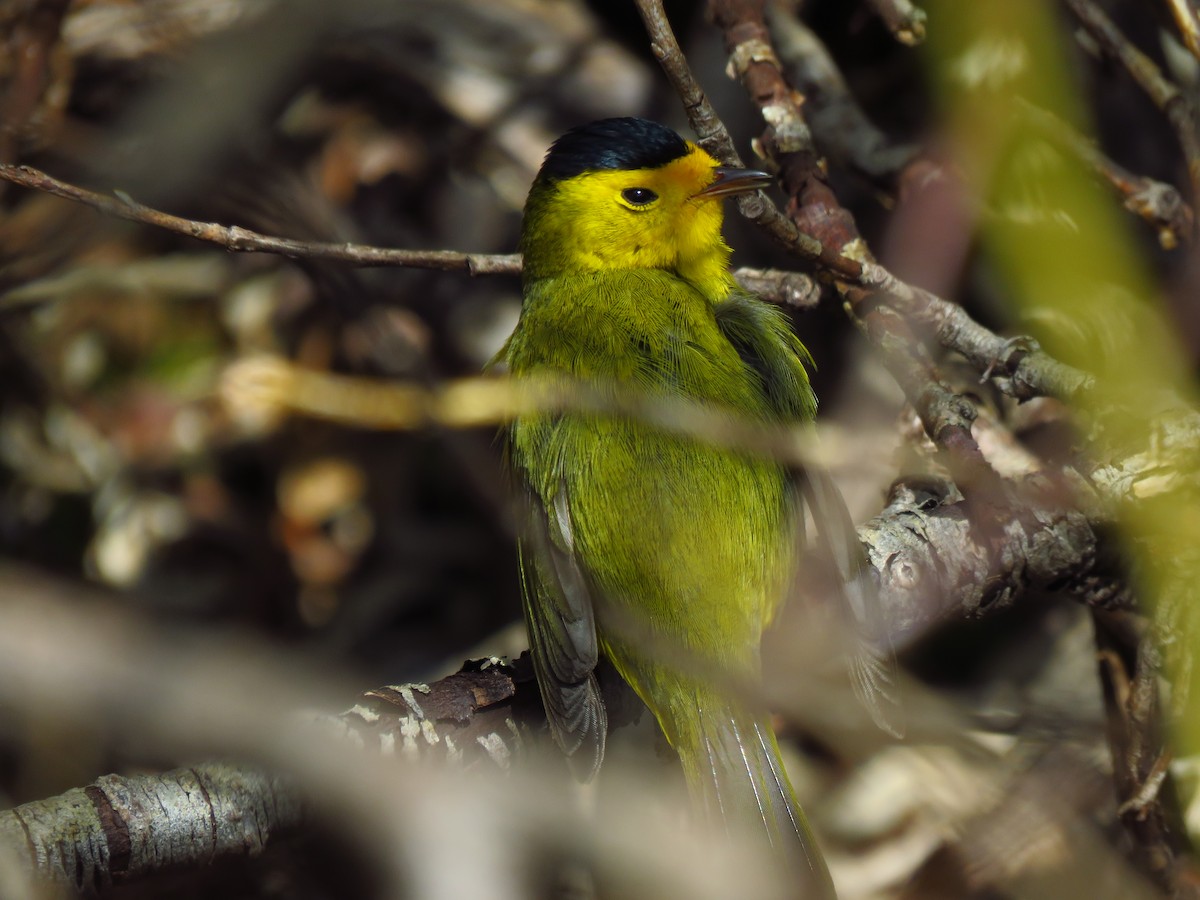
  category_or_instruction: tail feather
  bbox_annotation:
[685,696,836,898]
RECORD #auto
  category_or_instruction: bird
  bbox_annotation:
[498,117,894,896]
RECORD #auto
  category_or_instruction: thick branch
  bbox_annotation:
[0,659,536,893]
[0,763,301,892]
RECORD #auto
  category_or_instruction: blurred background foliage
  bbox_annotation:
[1,0,1200,897]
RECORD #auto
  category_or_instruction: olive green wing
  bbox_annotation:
[515,471,607,779]
[715,293,904,738]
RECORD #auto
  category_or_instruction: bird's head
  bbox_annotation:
[519,118,772,299]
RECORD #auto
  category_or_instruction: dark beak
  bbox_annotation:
[694,166,774,199]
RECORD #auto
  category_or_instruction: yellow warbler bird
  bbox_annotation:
[499,117,893,895]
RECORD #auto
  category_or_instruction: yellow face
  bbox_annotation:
[521,142,752,299]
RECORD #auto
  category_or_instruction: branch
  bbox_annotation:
[1066,0,1200,202]
[313,656,541,772]
[0,653,540,893]
[0,763,301,892]
[1167,0,1200,63]
[0,163,523,276]
[0,162,820,309]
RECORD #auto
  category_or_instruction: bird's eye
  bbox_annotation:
[621,187,658,206]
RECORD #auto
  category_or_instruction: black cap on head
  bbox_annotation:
[536,117,690,184]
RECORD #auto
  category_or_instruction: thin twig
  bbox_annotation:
[1066,0,1200,202]
[734,266,821,308]
[633,0,738,164]
[0,163,523,275]
[633,0,850,272]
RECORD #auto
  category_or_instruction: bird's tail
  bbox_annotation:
[676,695,836,898]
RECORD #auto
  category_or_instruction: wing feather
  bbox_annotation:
[516,473,607,778]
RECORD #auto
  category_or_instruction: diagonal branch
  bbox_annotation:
[635,0,1094,409]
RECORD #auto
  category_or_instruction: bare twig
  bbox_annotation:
[900,289,1095,401]
[0,163,523,275]
[0,162,825,310]
[1066,0,1200,202]
[734,266,821,308]
[632,0,737,164]
[860,307,1002,496]
[712,0,841,235]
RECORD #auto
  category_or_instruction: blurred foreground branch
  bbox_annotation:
[0,659,536,893]
[217,357,1186,639]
